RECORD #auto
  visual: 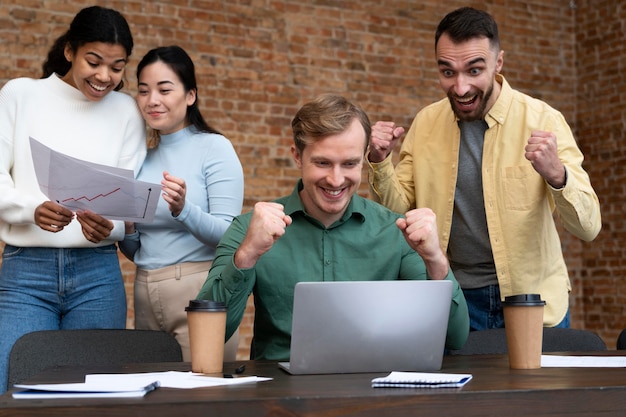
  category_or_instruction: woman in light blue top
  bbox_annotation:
[119,46,244,361]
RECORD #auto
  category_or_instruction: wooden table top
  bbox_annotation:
[1,352,625,417]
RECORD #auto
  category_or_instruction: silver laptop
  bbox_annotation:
[278,280,452,374]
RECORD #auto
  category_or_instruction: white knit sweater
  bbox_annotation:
[0,74,146,247]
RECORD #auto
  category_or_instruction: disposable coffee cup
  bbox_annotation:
[502,294,546,369]
[185,299,227,374]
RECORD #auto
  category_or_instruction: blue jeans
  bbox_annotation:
[463,285,570,331]
[0,245,127,393]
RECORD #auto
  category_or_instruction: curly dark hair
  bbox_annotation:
[41,6,133,91]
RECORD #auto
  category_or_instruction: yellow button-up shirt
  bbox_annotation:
[368,75,601,326]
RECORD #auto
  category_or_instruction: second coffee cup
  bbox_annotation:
[185,299,227,374]
[502,294,546,369]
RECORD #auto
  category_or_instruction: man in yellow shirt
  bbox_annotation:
[367,7,601,330]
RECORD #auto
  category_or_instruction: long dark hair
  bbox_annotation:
[41,6,134,91]
[137,45,220,147]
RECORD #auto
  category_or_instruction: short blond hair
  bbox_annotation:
[291,94,371,154]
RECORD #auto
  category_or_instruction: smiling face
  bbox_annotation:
[61,42,128,101]
[135,60,196,135]
[292,118,366,228]
[436,34,504,121]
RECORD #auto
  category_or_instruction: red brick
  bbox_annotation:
[0,0,624,355]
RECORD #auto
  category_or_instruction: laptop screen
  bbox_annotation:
[281,280,452,374]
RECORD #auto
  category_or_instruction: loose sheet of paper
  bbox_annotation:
[30,137,160,223]
[85,371,272,389]
[541,355,626,367]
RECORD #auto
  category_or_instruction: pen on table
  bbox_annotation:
[143,381,161,393]
[224,364,246,378]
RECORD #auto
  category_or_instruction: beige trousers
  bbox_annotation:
[134,261,239,362]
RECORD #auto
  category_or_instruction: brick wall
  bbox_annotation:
[1,0,624,355]
[573,0,626,348]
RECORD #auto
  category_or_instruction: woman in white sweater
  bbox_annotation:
[0,6,146,392]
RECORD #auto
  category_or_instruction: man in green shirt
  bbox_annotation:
[197,94,469,360]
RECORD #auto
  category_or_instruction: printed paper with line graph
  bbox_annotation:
[30,137,159,223]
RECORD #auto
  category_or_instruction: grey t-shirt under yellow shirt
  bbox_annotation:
[448,120,498,289]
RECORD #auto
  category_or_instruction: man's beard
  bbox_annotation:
[448,82,494,122]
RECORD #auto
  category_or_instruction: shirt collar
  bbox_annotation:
[283,180,366,227]
[484,73,512,128]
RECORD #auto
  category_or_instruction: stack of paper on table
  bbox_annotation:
[12,371,273,399]
[541,355,626,367]
[12,381,160,399]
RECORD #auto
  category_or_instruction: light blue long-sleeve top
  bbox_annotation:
[119,126,244,269]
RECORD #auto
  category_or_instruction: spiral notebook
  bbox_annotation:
[371,371,473,388]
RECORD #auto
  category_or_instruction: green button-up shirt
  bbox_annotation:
[198,181,469,360]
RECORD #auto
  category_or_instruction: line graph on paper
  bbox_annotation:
[52,181,159,222]
[30,137,160,223]
[61,187,122,204]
